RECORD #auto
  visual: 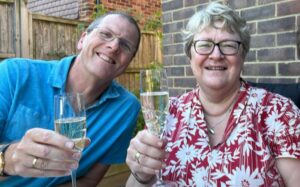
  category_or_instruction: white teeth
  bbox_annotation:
[206,66,226,70]
[99,53,115,64]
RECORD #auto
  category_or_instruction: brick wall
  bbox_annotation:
[162,0,300,96]
[78,0,94,22]
[27,0,79,19]
[101,0,161,27]
[27,0,161,25]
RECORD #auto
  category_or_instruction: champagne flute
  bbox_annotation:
[54,93,86,187]
[140,69,177,187]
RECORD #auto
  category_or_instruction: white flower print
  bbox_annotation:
[248,88,266,107]
[209,150,223,168]
[191,167,210,187]
[181,102,192,124]
[226,165,264,187]
[166,113,177,135]
[222,147,240,165]
[164,84,300,186]
[226,121,245,146]
[233,103,246,121]
[176,144,198,166]
[265,111,285,136]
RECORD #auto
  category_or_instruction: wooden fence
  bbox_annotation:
[115,32,162,92]
[0,0,16,59]
[0,0,162,92]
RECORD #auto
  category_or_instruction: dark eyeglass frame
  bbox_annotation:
[193,40,242,55]
[94,28,136,54]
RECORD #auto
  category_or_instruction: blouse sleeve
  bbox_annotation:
[265,94,300,159]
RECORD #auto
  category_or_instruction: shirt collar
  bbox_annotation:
[48,55,120,107]
[48,55,75,90]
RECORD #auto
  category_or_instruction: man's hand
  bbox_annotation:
[3,128,89,177]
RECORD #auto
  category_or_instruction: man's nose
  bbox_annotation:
[107,38,120,51]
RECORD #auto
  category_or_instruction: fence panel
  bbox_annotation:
[31,14,84,60]
[0,0,15,60]
[115,32,162,92]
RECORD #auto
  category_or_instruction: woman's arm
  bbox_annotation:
[276,157,300,187]
[125,130,166,187]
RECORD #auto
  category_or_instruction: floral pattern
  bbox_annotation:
[162,82,300,187]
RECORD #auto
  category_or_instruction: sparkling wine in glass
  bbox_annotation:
[54,93,86,187]
[140,69,177,187]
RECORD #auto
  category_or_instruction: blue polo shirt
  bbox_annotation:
[0,56,140,186]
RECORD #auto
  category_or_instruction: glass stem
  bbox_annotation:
[157,132,165,183]
[157,169,163,181]
[71,169,77,187]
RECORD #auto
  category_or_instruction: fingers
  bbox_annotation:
[6,128,85,177]
[26,128,75,151]
[137,130,164,148]
[10,151,78,177]
[127,149,163,175]
[126,130,167,176]
[134,130,166,159]
[15,128,81,161]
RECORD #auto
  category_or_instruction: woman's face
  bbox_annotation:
[190,26,244,91]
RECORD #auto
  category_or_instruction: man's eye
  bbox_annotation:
[121,43,131,52]
[100,32,112,38]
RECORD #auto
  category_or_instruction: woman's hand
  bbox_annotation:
[3,128,90,177]
[126,129,168,185]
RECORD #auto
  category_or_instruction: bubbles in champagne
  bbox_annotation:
[140,91,169,137]
[55,117,86,150]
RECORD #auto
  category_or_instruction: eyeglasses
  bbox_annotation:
[95,28,136,54]
[193,40,242,55]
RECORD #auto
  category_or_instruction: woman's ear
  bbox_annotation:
[77,32,88,51]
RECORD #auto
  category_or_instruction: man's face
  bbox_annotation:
[77,14,139,81]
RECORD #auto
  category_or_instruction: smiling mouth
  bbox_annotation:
[96,52,116,64]
[205,66,227,70]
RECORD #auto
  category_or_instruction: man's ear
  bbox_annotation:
[77,32,88,51]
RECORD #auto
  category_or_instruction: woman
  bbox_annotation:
[126,2,300,187]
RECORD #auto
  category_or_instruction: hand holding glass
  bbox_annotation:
[140,69,177,187]
[54,93,86,187]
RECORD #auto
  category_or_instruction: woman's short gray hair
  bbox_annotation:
[183,1,250,59]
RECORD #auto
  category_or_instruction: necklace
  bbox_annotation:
[205,106,232,135]
[204,92,238,135]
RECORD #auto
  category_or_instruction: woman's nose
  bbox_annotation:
[209,45,224,58]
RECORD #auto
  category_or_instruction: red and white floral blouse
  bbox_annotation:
[162,82,300,187]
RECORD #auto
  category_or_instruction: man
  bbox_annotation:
[0,12,141,186]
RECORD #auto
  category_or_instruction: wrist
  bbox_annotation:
[0,144,10,176]
[131,172,156,185]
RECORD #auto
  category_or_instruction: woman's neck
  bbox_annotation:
[198,82,241,116]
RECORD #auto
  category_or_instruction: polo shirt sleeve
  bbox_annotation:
[0,59,16,137]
